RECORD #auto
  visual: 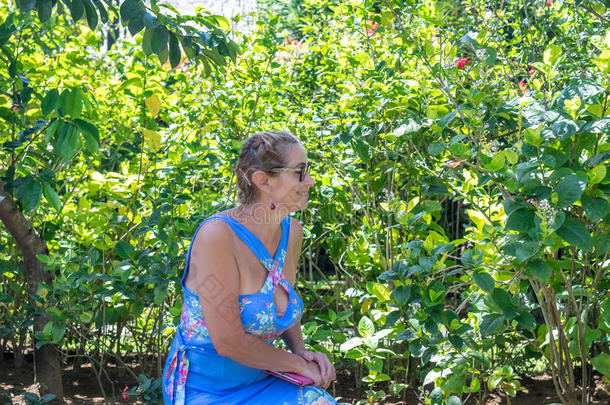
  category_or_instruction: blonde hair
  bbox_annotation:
[235,131,300,205]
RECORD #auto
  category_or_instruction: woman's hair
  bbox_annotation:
[235,131,300,205]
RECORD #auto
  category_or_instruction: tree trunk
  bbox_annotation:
[0,185,64,401]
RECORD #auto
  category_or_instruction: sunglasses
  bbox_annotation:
[269,161,311,182]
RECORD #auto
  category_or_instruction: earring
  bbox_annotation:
[270,197,276,210]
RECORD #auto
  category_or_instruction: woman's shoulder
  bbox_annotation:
[191,215,236,252]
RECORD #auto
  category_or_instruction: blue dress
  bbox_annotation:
[162,215,337,405]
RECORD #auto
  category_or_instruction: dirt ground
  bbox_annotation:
[1,352,608,404]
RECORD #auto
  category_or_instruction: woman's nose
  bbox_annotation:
[303,173,314,186]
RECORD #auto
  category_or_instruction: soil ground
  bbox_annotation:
[0,352,608,404]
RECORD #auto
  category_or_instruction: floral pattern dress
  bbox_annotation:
[162,215,337,405]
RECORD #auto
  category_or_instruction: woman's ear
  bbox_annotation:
[251,170,270,193]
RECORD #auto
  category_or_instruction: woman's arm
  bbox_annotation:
[188,220,321,383]
[280,219,336,387]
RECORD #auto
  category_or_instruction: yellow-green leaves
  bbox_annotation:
[144,94,161,116]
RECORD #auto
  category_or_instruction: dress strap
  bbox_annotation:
[180,215,291,289]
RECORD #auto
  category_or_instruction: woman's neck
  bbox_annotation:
[232,202,287,244]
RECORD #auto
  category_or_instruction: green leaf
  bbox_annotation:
[82,0,98,30]
[555,217,592,251]
[120,0,143,22]
[552,119,578,140]
[505,208,535,232]
[515,241,538,262]
[581,195,609,221]
[41,89,59,116]
[151,25,169,55]
[447,396,462,405]
[56,88,70,117]
[430,387,443,405]
[480,313,504,336]
[69,0,84,21]
[142,27,154,55]
[439,111,457,128]
[75,119,99,153]
[487,151,505,172]
[449,142,470,158]
[43,183,61,210]
[93,0,108,23]
[169,33,181,68]
[473,272,495,293]
[591,353,610,378]
[543,44,562,66]
[515,311,536,330]
[65,87,83,118]
[427,142,445,156]
[526,259,552,283]
[56,121,81,160]
[491,288,516,310]
[380,10,395,28]
[51,323,65,343]
[128,16,145,36]
[588,165,606,185]
[115,241,133,258]
[358,316,375,338]
[555,174,587,208]
[36,0,53,23]
[17,0,36,13]
[391,286,411,306]
[16,176,42,211]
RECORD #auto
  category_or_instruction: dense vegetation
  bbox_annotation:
[0,0,608,404]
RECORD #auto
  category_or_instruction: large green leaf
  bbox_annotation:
[56,121,81,160]
[581,195,609,221]
[36,0,53,23]
[82,0,98,30]
[591,353,610,378]
[473,272,495,293]
[555,174,587,208]
[69,0,84,21]
[120,0,143,22]
[41,89,59,116]
[480,313,504,335]
[151,25,169,55]
[526,259,552,283]
[169,33,181,68]
[16,176,42,211]
[555,217,593,251]
[16,0,36,13]
[75,119,99,153]
[66,87,83,118]
[42,183,61,210]
[505,207,535,232]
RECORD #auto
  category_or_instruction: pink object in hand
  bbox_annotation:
[265,370,314,386]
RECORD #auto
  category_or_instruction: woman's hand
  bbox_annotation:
[295,349,336,389]
[299,359,324,388]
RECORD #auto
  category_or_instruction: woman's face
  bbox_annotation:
[269,143,314,212]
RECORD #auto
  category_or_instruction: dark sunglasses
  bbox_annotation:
[269,161,311,182]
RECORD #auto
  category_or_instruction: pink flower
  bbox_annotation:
[366,20,379,35]
[120,386,129,400]
[546,0,552,6]
[455,57,471,69]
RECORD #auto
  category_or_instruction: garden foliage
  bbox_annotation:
[0,0,608,404]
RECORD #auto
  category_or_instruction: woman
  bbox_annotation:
[162,131,337,404]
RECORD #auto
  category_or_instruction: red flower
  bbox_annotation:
[455,57,471,69]
[528,65,535,76]
[120,386,129,400]
[546,0,552,6]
